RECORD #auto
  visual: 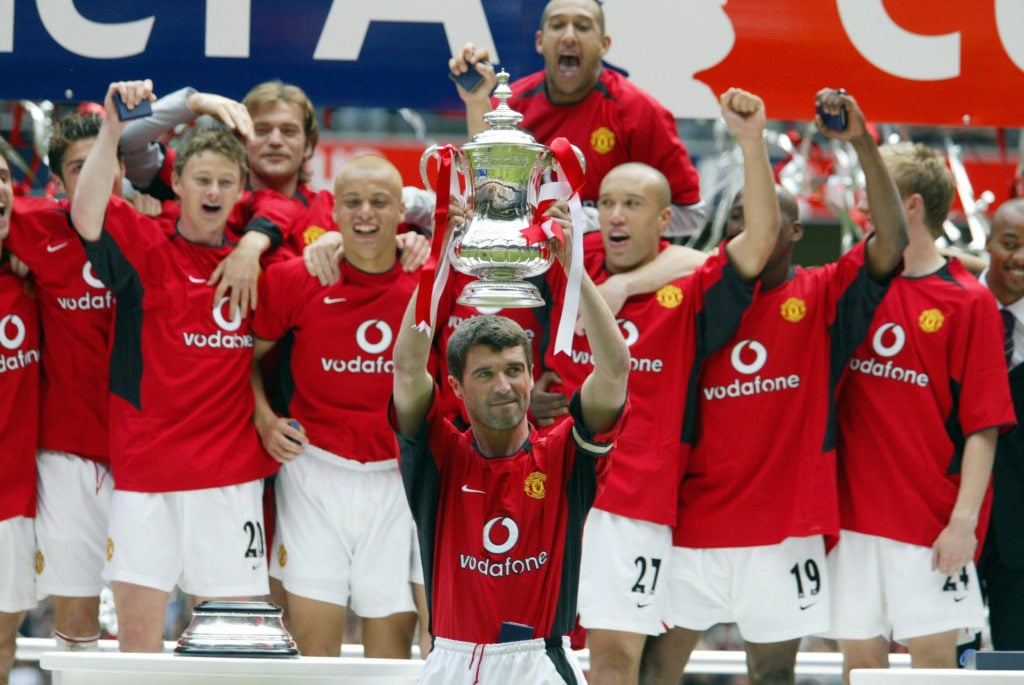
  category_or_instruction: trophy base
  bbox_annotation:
[457,280,544,309]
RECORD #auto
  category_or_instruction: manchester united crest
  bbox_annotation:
[919,308,944,333]
[35,550,44,574]
[524,471,547,500]
[278,544,288,568]
[303,225,327,246]
[106,537,115,562]
[590,127,616,155]
[656,284,684,309]
[780,297,807,323]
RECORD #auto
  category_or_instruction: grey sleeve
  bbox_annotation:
[120,86,197,189]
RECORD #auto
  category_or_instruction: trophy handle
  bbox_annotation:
[421,145,473,199]
[419,144,444,192]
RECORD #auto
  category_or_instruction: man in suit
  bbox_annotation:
[979,197,1024,650]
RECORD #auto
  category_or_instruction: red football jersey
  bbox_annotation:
[83,196,277,492]
[837,258,1016,546]
[506,68,701,206]
[395,390,627,643]
[0,262,40,521]
[544,241,753,526]
[252,256,419,462]
[6,197,113,462]
[677,243,885,547]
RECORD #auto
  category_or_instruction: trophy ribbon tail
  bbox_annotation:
[548,138,587,356]
[415,144,460,335]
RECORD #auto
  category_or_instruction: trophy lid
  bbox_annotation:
[468,71,547,150]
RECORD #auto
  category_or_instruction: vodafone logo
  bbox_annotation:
[872,323,905,358]
[356,320,393,354]
[483,517,519,555]
[0,314,26,349]
[730,340,768,375]
[212,296,242,332]
[618,319,640,347]
[82,261,105,289]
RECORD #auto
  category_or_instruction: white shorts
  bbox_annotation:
[578,509,671,635]
[825,530,985,642]
[668,535,830,643]
[423,636,585,685]
[0,516,37,612]
[270,445,416,617]
[103,480,269,598]
[35,451,113,598]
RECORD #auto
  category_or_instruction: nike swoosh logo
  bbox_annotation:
[799,603,818,611]
[954,596,967,603]
[461,485,486,494]
[47,242,69,253]
[636,602,652,609]
[188,276,206,284]
[323,296,347,305]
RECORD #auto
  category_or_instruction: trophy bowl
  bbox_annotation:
[174,600,298,658]
[422,70,559,308]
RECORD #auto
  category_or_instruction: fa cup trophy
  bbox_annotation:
[421,71,569,308]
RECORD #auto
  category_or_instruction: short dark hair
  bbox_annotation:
[447,315,532,382]
[172,125,248,179]
[49,113,122,181]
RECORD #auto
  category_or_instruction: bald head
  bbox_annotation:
[993,198,1024,230]
[601,162,671,209]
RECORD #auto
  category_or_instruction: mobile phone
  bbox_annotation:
[816,104,847,131]
[448,60,489,93]
[113,92,153,121]
[286,419,303,445]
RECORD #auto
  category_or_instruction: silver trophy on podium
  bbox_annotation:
[421,71,570,308]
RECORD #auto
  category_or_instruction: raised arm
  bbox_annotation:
[719,88,780,281]
[577,270,631,432]
[448,42,497,138]
[71,80,155,243]
[121,87,252,191]
[815,88,907,280]
[391,290,436,437]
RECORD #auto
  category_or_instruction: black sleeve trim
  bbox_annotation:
[244,216,283,248]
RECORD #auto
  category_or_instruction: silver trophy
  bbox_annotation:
[421,71,563,308]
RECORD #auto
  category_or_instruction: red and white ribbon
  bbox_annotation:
[520,137,586,356]
[414,145,465,335]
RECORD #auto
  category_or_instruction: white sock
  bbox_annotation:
[54,631,100,651]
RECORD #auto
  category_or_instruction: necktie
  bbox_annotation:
[1001,308,1015,367]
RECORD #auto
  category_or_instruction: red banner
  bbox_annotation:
[696,0,1024,127]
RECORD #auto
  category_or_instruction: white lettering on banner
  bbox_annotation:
[997,0,1024,72]
[36,0,154,59]
[206,0,251,57]
[0,0,12,52]
[313,0,499,62]
[837,0,959,80]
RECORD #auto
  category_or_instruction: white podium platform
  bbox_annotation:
[851,669,1024,684]
[40,652,423,685]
